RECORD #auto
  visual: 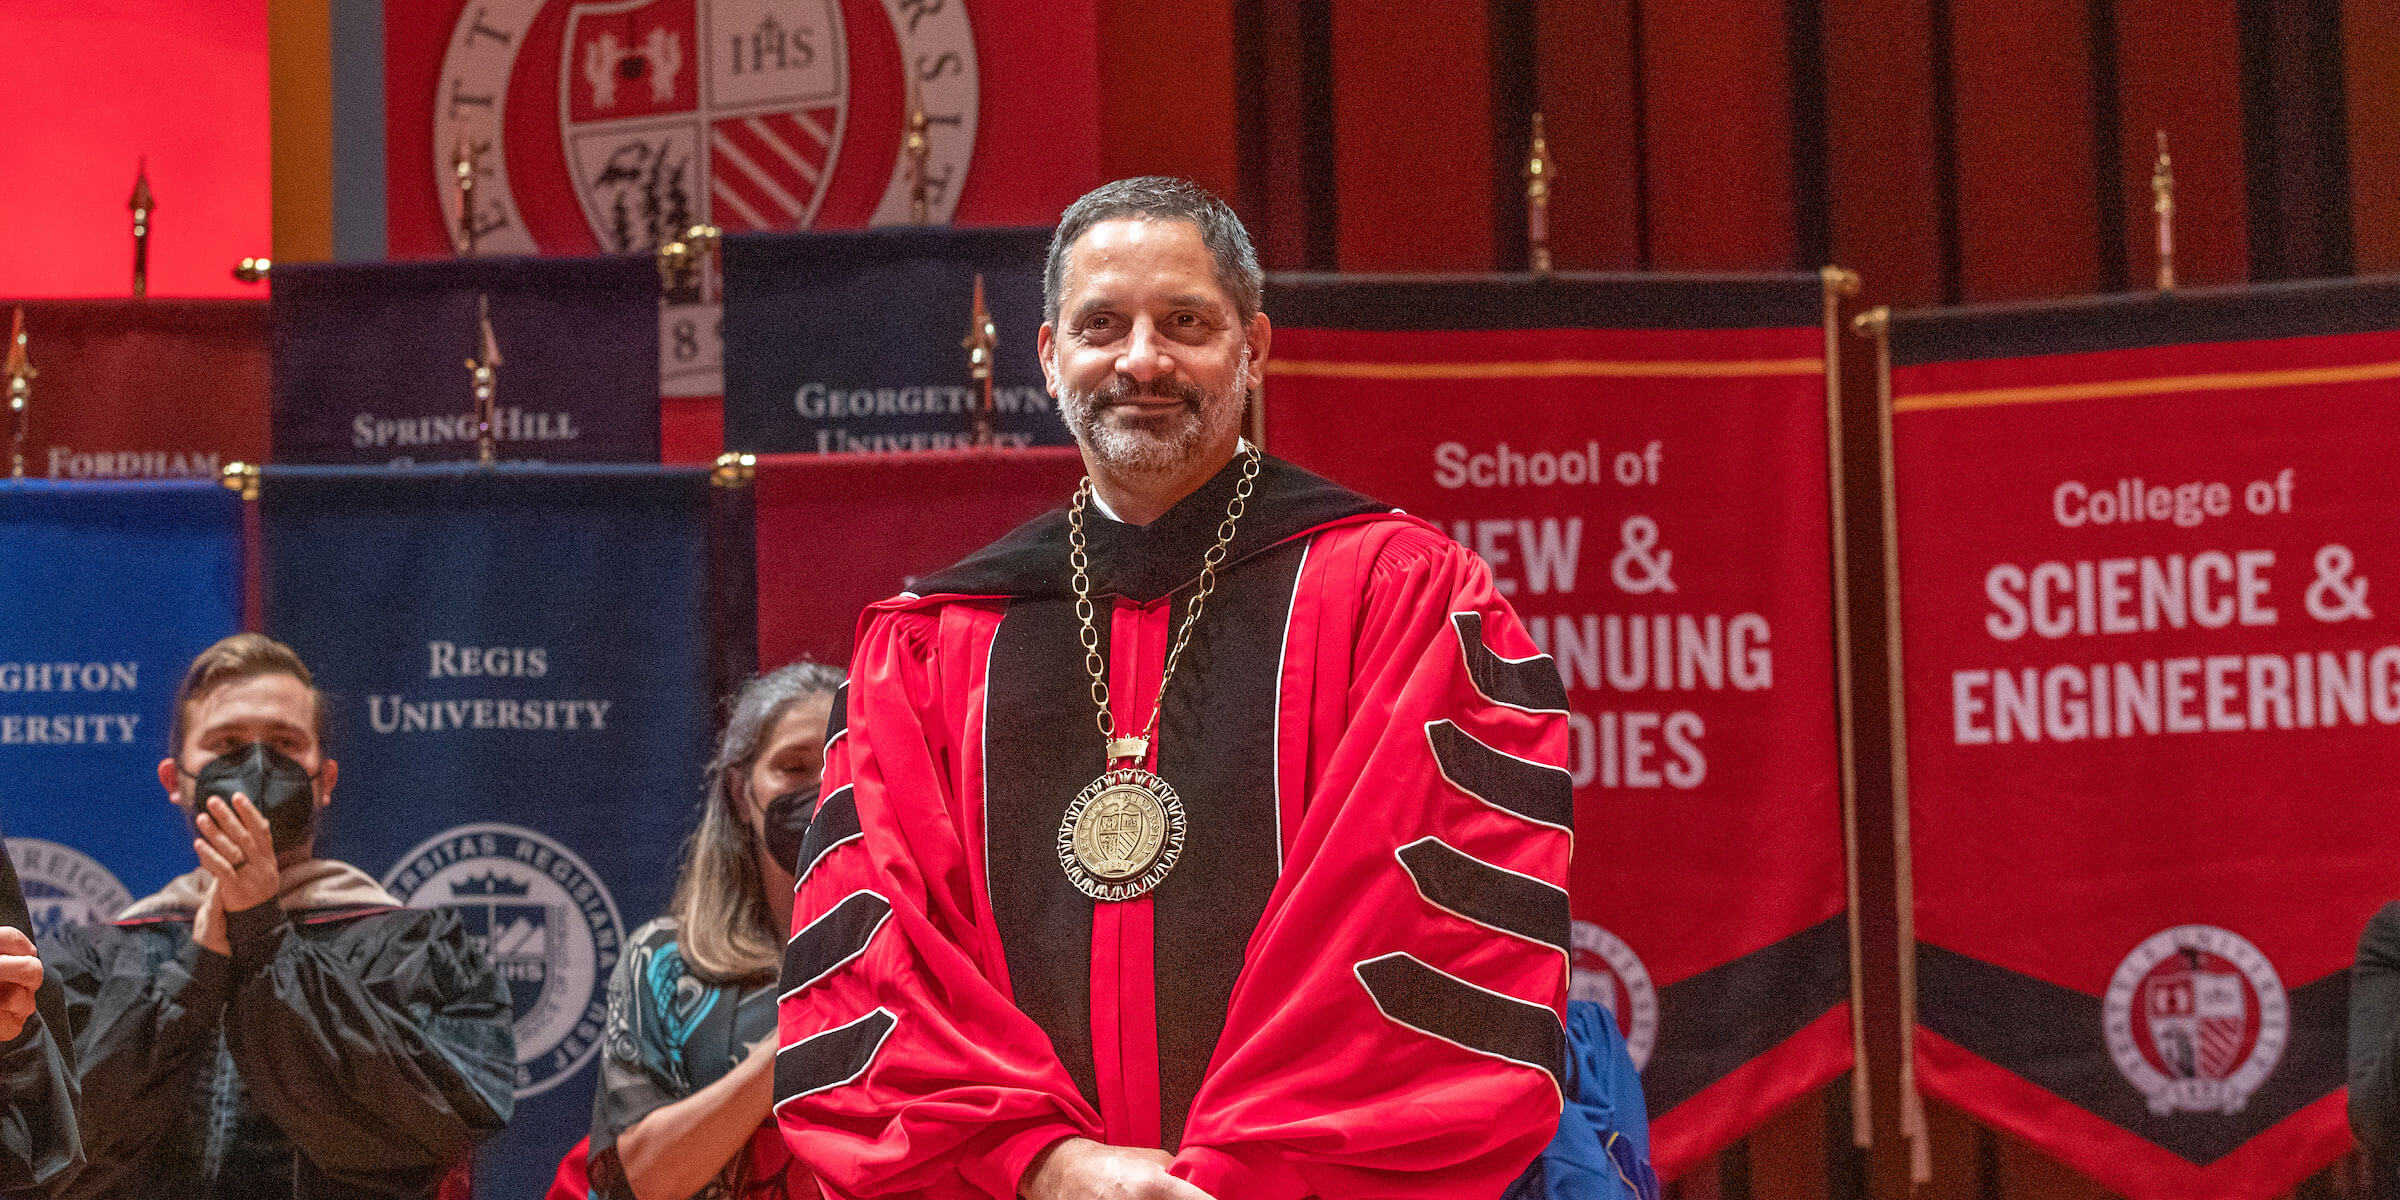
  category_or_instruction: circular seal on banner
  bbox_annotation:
[4,839,133,940]
[434,0,981,257]
[383,823,626,1097]
[2104,924,2287,1116]
[1569,919,1658,1071]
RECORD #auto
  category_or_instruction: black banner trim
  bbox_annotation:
[778,890,892,1002]
[1266,272,1825,331]
[1395,835,1569,954]
[773,1007,897,1109]
[1889,274,2400,366]
[1916,942,2349,1165]
[1452,612,1569,715]
[1642,916,1850,1114]
[1425,720,1574,834]
[1354,952,1565,1095]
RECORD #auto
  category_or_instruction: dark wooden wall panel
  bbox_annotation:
[1098,0,1241,202]
[2112,0,2250,287]
[2343,0,2400,273]
[1947,0,2104,300]
[1639,0,1798,270]
[1823,0,1946,305]
[1536,0,1644,270]
[1328,0,1496,270]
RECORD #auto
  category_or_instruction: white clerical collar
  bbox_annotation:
[1090,440,1253,525]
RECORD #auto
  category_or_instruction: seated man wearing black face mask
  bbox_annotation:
[44,633,516,1200]
[571,661,840,1200]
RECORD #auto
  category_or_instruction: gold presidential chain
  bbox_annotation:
[1067,448,1262,764]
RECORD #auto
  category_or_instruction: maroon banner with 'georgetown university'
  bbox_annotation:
[1264,275,1849,1178]
[1889,280,2400,1199]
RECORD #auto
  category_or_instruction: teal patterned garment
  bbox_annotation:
[586,918,792,1200]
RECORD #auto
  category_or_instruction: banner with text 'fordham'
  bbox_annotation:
[3,299,268,480]
[1264,274,1848,1178]
[272,256,660,465]
[753,447,1087,667]
[262,464,718,1200]
[1888,279,2400,1200]
[722,226,1068,454]
[0,481,243,920]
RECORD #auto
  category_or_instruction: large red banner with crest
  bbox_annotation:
[1263,276,1851,1177]
[1888,285,2400,1199]
[384,0,1097,412]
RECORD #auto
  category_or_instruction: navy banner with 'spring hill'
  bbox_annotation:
[721,226,1069,453]
[0,481,243,927]
[262,464,718,1199]
[271,256,660,465]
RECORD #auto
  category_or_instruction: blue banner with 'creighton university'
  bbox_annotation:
[0,481,243,926]
[261,464,719,1199]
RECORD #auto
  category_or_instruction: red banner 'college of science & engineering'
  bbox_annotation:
[1887,282,2400,1199]
[1265,275,1852,1177]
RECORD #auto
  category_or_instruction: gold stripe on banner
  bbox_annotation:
[1893,358,2400,413]
[1265,357,1827,380]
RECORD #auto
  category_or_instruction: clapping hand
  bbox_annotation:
[192,792,279,957]
[0,927,42,1042]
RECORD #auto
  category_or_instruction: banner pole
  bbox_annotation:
[1820,266,1871,1149]
[1854,305,1930,1184]
[220,461,264,631]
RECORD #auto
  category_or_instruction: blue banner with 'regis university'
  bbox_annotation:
[722,225,1070,453]
[261,464,717,1200]
[272,256,661,465]
[0,481,243,930]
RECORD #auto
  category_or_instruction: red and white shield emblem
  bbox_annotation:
[2139,950,2251,1081]
[560,0,849,247]
[2104,924,2287,1115]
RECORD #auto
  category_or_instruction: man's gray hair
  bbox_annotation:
[1044,177,1263,326]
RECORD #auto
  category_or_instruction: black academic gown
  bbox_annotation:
[46,870,516,1200]
[0,835,81,1197]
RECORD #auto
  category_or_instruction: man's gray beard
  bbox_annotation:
[1059,355,1249,478]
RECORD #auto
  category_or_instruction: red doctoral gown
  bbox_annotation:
[774,455,1573,1199]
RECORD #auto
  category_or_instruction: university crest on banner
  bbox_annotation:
[434,0,975,254]
[427,0,978,399]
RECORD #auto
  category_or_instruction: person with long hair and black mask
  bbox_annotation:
[584,662,841,1200]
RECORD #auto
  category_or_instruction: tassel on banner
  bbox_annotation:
[2153,131,2176,293]
[1820,266,1872,1150]
[7,309,35,480]
[1855,303,1931,1185]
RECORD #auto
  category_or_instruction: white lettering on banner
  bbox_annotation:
[350,407,583,449]
[1950,646,2400,745]
[428,643,549,679]
[368,696,615,733]
[1446,518,1584,597]
[2052,469,2295,529]
[810,427,1037,453]
[0,663,138,692]
[1433,439,1662,490]
[46,447,222,480]
[0,714,142,745]
[1984,551,2281,639]
[794,382,1053,419]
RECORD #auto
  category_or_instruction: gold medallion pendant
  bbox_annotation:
[1057,767,1188,901]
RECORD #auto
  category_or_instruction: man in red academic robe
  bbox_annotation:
[774,177,1572,1200]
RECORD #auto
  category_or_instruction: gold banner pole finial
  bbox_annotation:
[453,138,482,258]
[232,257,272,283]
[467,295,503,466]
[906,77,933,225]
[6,309,34,479]
[1524,112,1554,277]
[963,273,998,447]
[129,159,154,298]
[2152,130,2176,292]
[219,461,261,501]
[654,223,722,301]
